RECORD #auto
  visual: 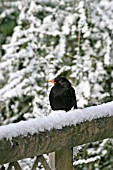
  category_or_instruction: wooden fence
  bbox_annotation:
[0,110,113,169]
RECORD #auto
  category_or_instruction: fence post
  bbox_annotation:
[55,148,73,170]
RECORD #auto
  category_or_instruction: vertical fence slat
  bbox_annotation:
[55,148,73,170]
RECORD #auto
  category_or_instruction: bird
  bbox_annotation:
[49,76,77,112]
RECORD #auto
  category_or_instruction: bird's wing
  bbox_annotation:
[62,87,77,109]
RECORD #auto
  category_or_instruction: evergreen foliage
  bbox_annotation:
[74,139,113,170]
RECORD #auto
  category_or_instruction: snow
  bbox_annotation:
[73,156,100,165]
[0,0,113,169]
[87,139,108,156]
[0,101,113,140]
[73,138,110,166]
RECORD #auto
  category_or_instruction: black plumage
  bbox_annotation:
[49,77,77,111]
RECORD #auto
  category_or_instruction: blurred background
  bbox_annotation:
[0,0,113,169]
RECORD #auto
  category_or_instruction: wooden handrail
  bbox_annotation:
[0,115,113,165]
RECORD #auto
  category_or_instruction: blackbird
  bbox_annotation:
[49,77,77,111]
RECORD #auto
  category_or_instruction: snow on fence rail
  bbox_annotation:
[0,101,113,170]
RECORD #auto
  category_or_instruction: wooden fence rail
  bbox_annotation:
[0,103,113,169]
